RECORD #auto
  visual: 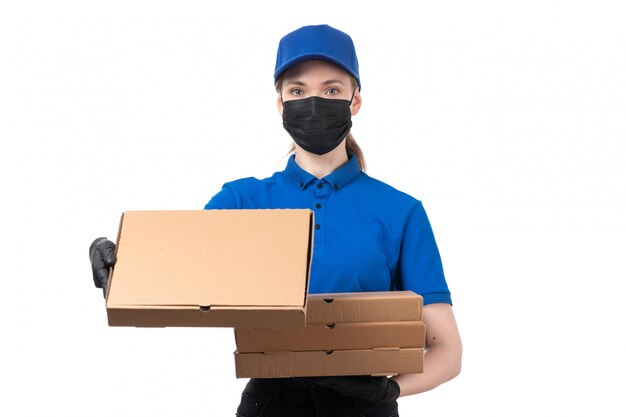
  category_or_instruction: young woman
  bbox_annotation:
[90,24,462,417]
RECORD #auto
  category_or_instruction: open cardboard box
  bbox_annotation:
[233,291,425,378]
[106,209,314,328]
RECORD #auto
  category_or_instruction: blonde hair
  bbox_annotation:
[275,75,367,172]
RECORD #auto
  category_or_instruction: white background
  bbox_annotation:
[1,1,625,415]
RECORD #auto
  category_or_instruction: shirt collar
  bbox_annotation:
[285,153,361,191]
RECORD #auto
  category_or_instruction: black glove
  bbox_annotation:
[301,376,400,403]
[89,237,117,298]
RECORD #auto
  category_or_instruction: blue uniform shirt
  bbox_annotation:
[204,154,452,305]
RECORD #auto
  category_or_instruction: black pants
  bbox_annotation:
[236,377,399,417]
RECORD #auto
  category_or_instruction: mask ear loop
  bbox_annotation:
[349,88,357,105]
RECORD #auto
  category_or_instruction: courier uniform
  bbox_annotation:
[204,153,452,417]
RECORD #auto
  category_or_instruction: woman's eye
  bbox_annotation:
[291,88,304,96]
[326,88,339,95]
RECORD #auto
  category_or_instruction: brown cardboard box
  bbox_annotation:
[233,291,426,378]
[306,291,423,324]
[235,321,426,353]
[106,209,314,328]
[234,348,423,378]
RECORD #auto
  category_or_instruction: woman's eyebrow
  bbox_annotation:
[285,79,345,86]
[322,79,345,85]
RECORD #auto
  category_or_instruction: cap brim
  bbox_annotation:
[273,53,361,89]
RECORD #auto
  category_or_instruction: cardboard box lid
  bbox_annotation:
[305,291,423,324]
[106,209,313,314]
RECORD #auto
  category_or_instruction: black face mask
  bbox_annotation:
[282,96,353,155]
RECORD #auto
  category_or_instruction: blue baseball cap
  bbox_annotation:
[274,24,361,90]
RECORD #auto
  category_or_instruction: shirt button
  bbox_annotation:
[333,184,339,190]
[315,224,321,230]
[317,183,323,189]
[299,182,304,188]
[316,203,321,209]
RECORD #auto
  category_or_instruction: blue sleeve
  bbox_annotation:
[396,201,452,305]
[203,184,241,210]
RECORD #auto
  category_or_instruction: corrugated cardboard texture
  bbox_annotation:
[106,209,314,327]
[232,291,426,378]
[306,291,423,324]
[235,321,426,353]
[234,348,424,378]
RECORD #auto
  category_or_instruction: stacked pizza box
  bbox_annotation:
[233,290,425,378]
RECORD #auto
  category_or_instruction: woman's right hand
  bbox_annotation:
[89,237,117,298]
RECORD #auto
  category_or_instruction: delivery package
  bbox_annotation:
[105,209,314,328]
[233,291,425,378]
[305,291,423,324]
